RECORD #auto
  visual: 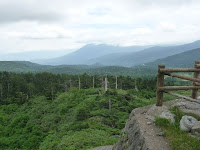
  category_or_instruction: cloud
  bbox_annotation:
[0,0,62,23]
[0,0,200,53]
[159,22,176,32]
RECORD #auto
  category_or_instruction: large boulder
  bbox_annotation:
[191,121,200,135]
[180,116,197,132]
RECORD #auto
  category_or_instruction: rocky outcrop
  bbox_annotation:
[113,105,171,150]
[112,110,147,150]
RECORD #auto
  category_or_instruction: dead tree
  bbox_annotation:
[51,82,54,101]
[105,76,108,91]
[115,76,118,89]
[7,82,10,98]
[69,79,72,89]
[78,76,81,90]
[93,76,95,88]
[135,80,139,92]
[0,84,3,98]
[109,99,112,110]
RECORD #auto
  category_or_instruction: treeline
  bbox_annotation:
[0,72,157,105]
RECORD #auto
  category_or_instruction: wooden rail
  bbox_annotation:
[156,61,200,106]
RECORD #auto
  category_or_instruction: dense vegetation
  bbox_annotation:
[0,71,159,149]
[0,71,196,149]
[0,71,158,105]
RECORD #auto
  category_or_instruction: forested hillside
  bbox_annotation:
[0,61,156,77]
[140,48,200,69]
[0,71,193,149]
[0,72,159,149]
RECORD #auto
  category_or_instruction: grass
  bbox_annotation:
[155,107,200,150]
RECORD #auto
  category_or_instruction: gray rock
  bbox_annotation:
[185,103,200,110]
[160,110,175,123]
[191,121,200,135]
[180,116,198,132]
[156,131,164,136]
[146,105,169,121]
[147,122,152,125]
[198,96,200,100]
[113,110,147,150]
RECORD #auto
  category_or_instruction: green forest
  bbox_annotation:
[0,71,190,149]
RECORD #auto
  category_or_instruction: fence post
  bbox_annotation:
[156,65,165,106]
[192,61,200,99]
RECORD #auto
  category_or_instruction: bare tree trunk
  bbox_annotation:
[135,80,139,92]
[0,84,3,98]
[115,76,118,89]
[69,79,72,89]
[51,82,54,100]
[7,82,10,98]
[98,89,102,95]
[63,81,68,92]
[93,76,95,88]
[78,76,81,90]
[109,99,111,110]
[105,76,108,91]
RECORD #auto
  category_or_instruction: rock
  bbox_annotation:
[146,105,169,121]
[191,121,200,135]
[198,96,200,100]
[146,105,175,123]
[147,122,152,125]
[160,110,175,123]
[185,103,200,110]
[180,116,198,132]
[113,110,147,150]
[156,131,164,136]
[173,102,186,107]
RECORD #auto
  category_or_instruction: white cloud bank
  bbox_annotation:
[0,0,200,53]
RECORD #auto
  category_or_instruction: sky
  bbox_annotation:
[0,0,200,53]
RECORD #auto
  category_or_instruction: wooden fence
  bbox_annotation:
[156,61,200,106]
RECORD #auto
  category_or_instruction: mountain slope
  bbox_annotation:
[0,61,156,77]
[140,48,200,68]
[36,44,149,65]
[0,61,43,73]
[87,40,200,67]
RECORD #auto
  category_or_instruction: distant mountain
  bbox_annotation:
[0,61,155,77]
[87,40,200,67]
[0,61,43,73]
[139,48,200,69]
[36,44,150,65]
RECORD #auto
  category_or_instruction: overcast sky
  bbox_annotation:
[0,0,200,53]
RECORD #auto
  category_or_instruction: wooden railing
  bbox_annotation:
[156,61,200,106]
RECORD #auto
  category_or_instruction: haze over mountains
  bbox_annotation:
[0,50,73,61]
[0,40,200,75]
[0,40,200,77]
[33,40,200,67]
[34,44,150,65]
